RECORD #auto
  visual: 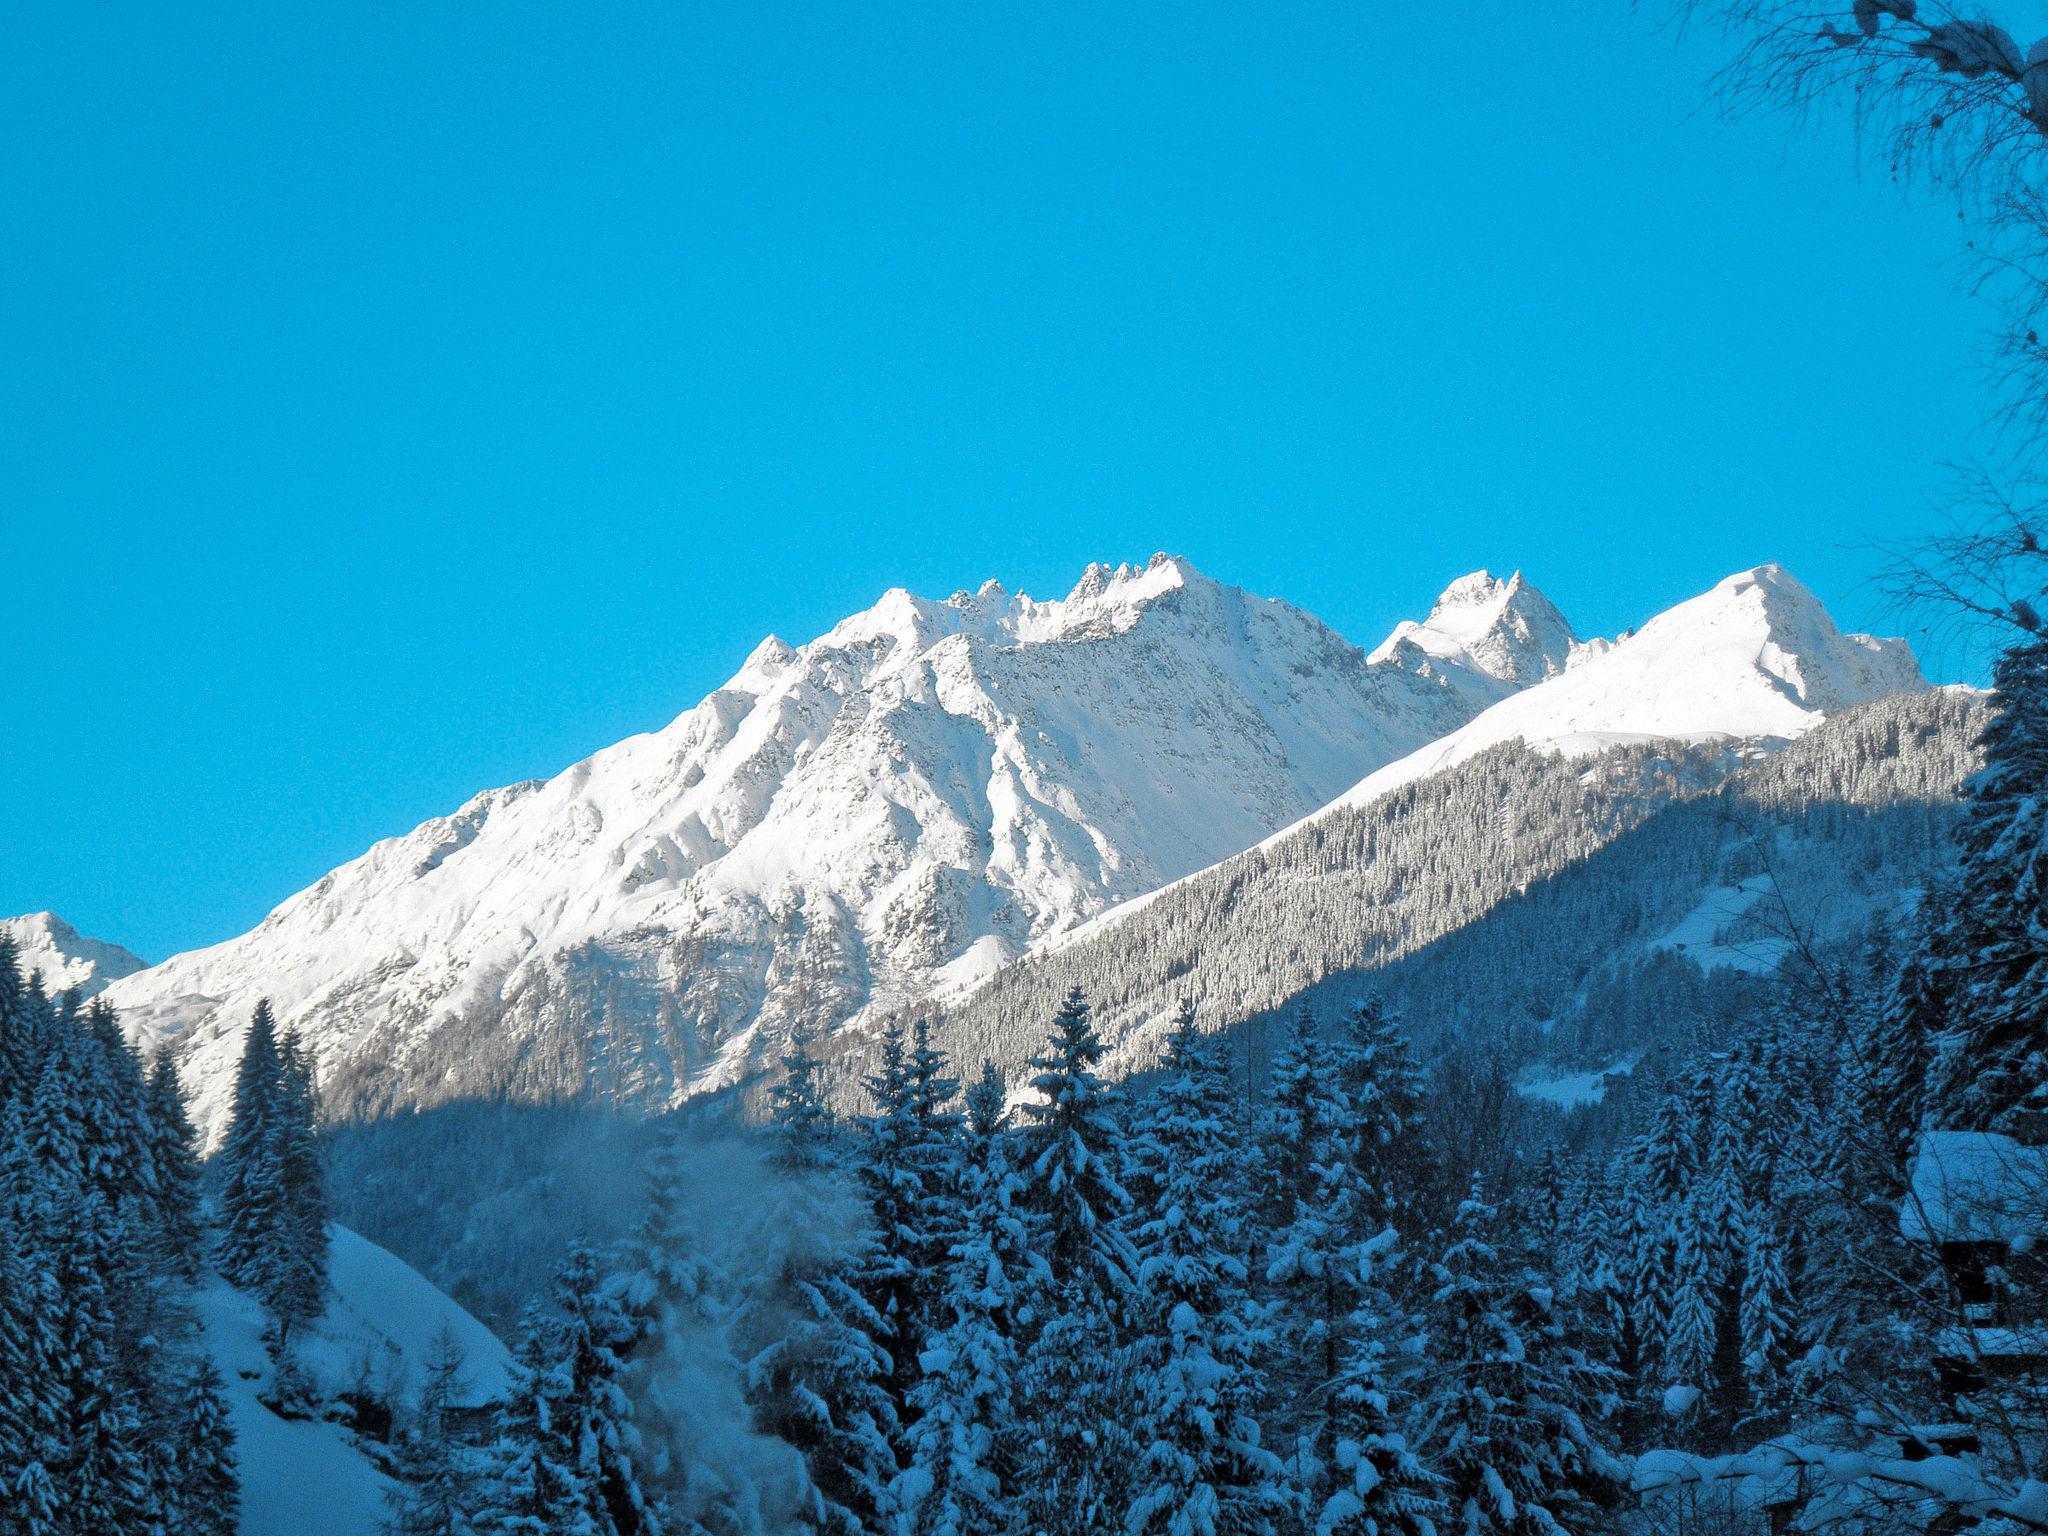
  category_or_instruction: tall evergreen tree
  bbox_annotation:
[1332,996,1426,1228]
[1016,988,1134,1298]
[1127,1008,1282,1536]
[551,1246,658,1536]
[894,1112,1039,1536]
[481,1308,594,1536]
[1418,1183,1618,1536]
[172,1358,241,1536]
[768,1028,839,1176]
[144,1052,205,1280]
[215,1001,287,1294]
[1926,636,2048,1128]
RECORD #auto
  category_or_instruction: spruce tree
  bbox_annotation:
[1127,1009,1282,1536]
[273,1029,330,1329]
[215,1001,287,1295]
[0,934,29,1104]
[767,1028,839,1175]
[964,1060,1007,1143]
[144,1052,205,1280]
[1333,996,1426,1228]
[894,1113,1038,1536]
[481,1308,594,1536]
[174,1357,241,1536]
[1016,1277,1144,1536]
[1017,988,1134,1298]
[1313,1306,1443,1536]
[1927,636,2048,1129]
[552,1244,658,1536]
[1419,1182,1618,1536]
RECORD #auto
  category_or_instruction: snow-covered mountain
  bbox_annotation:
[0,912,147,999]
[107,555,1555,1140]
[930,567,1940,1086]
[1368,569,1577,706]
[1326,563,1926,818]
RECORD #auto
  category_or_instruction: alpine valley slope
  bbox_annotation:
[925,564,1937,1080]
[106,555,1569,1141]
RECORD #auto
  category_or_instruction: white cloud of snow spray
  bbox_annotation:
[626,1128,868,1535]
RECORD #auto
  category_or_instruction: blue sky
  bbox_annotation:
[1,2,2002,960]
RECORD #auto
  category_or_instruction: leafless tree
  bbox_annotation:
[1673,2,2048,643]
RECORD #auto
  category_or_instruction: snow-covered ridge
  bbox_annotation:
[1330,562,1925,815]
[0,911,147,999]
[203,1224,511,1536]
[1007,563,1925,968]
[107,555,1547,1140]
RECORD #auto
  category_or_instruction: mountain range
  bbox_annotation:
[15,556,1934,1141]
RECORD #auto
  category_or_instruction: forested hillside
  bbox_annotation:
[914,688,1983,1101]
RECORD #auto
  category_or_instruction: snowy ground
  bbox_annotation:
[1647,876,1791,975]
[1516,1056,1637,1109]
[193,1225,510,1536]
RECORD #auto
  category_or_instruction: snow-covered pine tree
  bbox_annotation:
[79,1000,153,1207]
[1738,1202,1796,1430]
[273,1029,330,1330]
[1258,1006,1329,1242]
[1312,1264,1443,1536]
[144,1051,205,1280]
[480,1307,595,1536]
[173,1356,242,1536]
[1126,1005,1283,1536]
[747,1259,899,1536]
[768,1027,840,1176]
[1419,1181,1619,1536]
[1333,996,1426,1229]
[1016,1275,1145,1536]
[1258,1005,1369,1479]
[48,1189,154,1533]
[861,1019,960,1420]
[1927,636,2048,1129]
[893,1102,1040,1536]
[551,1244,659,1536]
[963,1061,1006,1144]
[1663,1147,1744,1432]
[1017,988,1135,1299]
[0,934,30,1104]
[753,1023,901,1533]
[386,1324,482,1536]
[215,1000,287,1296]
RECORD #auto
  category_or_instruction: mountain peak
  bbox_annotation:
[1372,568,1577,695]
[1,912,147,1000]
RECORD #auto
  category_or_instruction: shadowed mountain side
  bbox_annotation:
[875,689,1983,1108]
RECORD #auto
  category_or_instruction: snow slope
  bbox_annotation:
[0,911,147,998]
[198,1224,510,1536]
[108,556,1558,1140]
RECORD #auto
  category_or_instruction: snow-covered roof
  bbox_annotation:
[1900,1132,2048,1245]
